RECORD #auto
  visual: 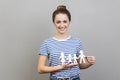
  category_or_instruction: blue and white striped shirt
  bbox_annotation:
[39,36,83,77]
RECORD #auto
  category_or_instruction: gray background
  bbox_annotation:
[0,0,120,80]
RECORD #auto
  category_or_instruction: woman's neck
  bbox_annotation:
[54,33,69,40]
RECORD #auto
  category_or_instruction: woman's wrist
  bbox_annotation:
[57,65,64,70]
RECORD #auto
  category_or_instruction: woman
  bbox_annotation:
[38,5,96,80]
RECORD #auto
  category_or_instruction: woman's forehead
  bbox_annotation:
[55,14,69,20]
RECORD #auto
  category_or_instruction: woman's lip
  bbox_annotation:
[58,26,65,29]
[58,27,65,31]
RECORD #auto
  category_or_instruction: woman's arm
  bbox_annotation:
[37,54,78,74]
[37,54,62,73]
[77,56,96,69]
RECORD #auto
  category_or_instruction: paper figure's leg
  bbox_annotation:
[74,59,78,64]
[67,54,72,63]
[80,58,82,64]
[82,58,86,63]
[62,58,66,64]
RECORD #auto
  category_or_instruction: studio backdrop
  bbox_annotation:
[0,0,120,80]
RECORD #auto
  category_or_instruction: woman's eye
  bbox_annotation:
[63,20,67,23]
[56,21,61,24]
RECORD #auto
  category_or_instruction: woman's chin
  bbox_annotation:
[59,31,66,34]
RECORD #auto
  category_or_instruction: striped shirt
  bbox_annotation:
[39,36,83,77]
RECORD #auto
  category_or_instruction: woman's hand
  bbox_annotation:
[77,56,96,69]
[86,56,96,65]
[61,62,78,69]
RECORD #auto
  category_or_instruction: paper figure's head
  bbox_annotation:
[80,50,83,54]
[61,52,64,56]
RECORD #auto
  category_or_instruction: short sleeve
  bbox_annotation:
[76,39,83,56]
[39,40,49,56]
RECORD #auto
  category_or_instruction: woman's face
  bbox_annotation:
[54,13,70,34]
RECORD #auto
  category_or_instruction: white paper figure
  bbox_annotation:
[60,52,66,64]
[68,54,72,63]
[73,54,78,64]
[79,50,86,64]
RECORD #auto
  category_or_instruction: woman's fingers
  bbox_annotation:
[62,62,78,69]
[86,56,96,64]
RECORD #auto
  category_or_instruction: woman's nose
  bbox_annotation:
[60,22,64,27]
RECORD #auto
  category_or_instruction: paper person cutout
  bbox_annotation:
[79,50,86,64]
[60,52,66,64]
[68,54,72,62]
[73,54,78,64]
[59,51,86,64]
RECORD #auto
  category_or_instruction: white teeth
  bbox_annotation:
[58,27,65,30]
[60,28,65,30]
